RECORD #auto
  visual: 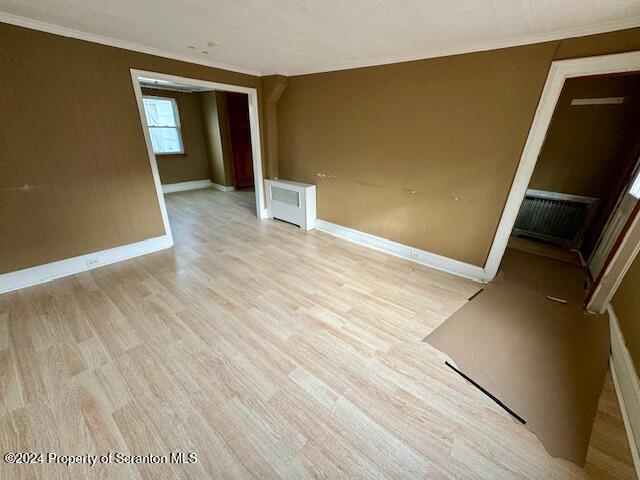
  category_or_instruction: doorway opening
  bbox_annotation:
[130,69,267,245]
[226,92,255,190]
[483,51,640,312]
[507,72,640,274]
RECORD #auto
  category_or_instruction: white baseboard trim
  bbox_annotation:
[315,220,485,282]
[608,303,640,478]
[162,179,212,194]
[211,182,236,192]
[0,235,173,295]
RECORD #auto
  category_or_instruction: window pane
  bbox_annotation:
[149,127,182,154]
[630,173,640,199]
[143,97,178,127]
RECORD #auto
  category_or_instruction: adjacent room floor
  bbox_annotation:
[0,188,634,479]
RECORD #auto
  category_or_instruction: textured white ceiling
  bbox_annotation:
[1,0,639,76]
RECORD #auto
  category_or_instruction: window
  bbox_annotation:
[630,171,640,199]
[142,96,184,154]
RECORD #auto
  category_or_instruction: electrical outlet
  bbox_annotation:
[86,258,100,267]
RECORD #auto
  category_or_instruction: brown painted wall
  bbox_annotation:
[141,88,211,184]
[529,74,640,257]
[261,75,288,179]
[0,22,262,275]
[612,253,640,372]
[201,91,234,187]
[277,28,640,267]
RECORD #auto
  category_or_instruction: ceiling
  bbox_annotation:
[1,0,639,76]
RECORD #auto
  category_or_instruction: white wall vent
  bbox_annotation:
[265,179,316,231]
[570,97,626,106]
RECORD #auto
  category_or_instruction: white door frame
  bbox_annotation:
[130,69,268,244]
[587,208,640,312]
[483,51,640,283]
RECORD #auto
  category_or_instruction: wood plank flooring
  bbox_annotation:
[0,188,635,479]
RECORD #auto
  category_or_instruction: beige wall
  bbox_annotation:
[2,20,639,276]
[201,91,234,187]
[529,74,640,256]
[142,87,211,185]
[261,75,288,179]
[277,28,640,267]
[0,22,263,275]
[612,253,640,372]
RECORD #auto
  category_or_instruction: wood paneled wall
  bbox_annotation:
[0,22,262,275]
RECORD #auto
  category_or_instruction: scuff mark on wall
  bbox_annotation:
[316,172,338,180]
[357,180,378,187]
[0,185,45,192]
[277,37,570,267]
[446,194,473,205]
[314,175,481,205]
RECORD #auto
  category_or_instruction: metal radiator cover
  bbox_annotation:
[513,190,599,248]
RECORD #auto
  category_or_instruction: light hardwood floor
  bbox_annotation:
[0,188,635,479]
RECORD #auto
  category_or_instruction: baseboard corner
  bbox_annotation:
[162,179,212,194]
[211,182,236,192]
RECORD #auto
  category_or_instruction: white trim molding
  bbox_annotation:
[162,179,212,194]
[130,69,269,222]
[588,210,640,313]
[211,182,236,192]
[1,69,268,296]
[277,18,640,76]
[0,12,261,76]
[0,235,172,295]
[315,220,486,282]
[3,11,640,78]
[484,50,640,282]
[608,303,640,478]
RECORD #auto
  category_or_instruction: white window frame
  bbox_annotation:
[629,170,640,199]
[131,69,268,235]
[142,95,184,155]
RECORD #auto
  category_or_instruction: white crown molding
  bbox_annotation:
[3,11,639,78]
[0,12,262,77]
[608,303,640,478]
[161,179,213,194]
[274,17,640,76]
[0,235,172,295]
[315,220,486,282]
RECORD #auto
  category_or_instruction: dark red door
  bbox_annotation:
[226,93,254,189]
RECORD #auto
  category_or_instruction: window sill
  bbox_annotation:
[155,152,187,157]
